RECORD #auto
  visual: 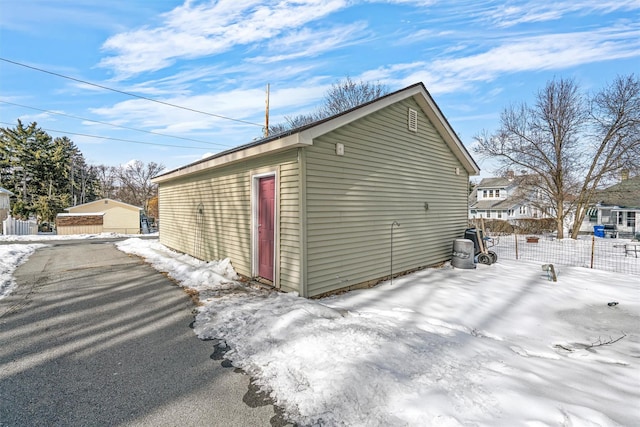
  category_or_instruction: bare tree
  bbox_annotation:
[268,114,319,135]
[93,164,117,199]
[319,76,388,117]
[475,75,640,239]
[115,160,165,212]
[269,77,389,135]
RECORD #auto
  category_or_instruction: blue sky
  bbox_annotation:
[1,1,639,179]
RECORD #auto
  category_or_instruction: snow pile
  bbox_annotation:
[117,239,639,426]
[115,238,243,298]
[0,244,46,299]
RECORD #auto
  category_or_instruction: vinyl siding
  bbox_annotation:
[304,97,469,296]
[279,157,302,293]
[66,200,141,234]
[101,207,141,234]
[158,150,301,292]
[57,225,103,235]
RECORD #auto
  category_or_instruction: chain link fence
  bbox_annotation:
[485,233,640,276]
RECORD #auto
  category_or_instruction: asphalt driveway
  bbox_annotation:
[0,240,284,426]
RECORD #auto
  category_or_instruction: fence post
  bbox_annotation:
[590,235,595,269]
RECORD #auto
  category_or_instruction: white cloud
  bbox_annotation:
[99,0,349,77]
[435,26,640,80]
[248,22,370,64]
[86,82,330,150]
[365,24,640,94]
[484,0,640,28]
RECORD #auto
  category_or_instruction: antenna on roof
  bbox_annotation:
[264,83,270,138]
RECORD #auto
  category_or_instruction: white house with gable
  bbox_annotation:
[469,175,551,221]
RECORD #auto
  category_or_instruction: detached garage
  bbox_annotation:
[56,199,142,235]
[153,83,480,297]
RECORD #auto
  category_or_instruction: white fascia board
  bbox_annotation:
[411,91,480,176]
[153,133,310,183]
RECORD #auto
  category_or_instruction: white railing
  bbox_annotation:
[2,214,38,235]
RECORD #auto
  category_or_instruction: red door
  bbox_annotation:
[257,176,275,281]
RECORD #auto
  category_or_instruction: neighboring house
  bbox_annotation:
[56,198,142,235]
[580,175,640,237]
[0,186,13,224]
[469,175,551,221]
[153,83,480,298]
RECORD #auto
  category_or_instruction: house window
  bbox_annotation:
[628,212,636,227]
[519,206,526,215]
[495,189,500,197]
[497,211,502,219]
[617,212,623,225]
[483,190,488,198]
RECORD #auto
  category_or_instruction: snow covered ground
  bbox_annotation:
[0,243,45,299]
[2,236,639,425]
[489,234,640,276]
[116,238,639,426]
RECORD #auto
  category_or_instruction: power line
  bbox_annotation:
[0,121,213,150]
[0,100,229,148]
[0,57,264,128]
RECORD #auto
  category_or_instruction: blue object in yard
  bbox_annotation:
[594,225,604,237]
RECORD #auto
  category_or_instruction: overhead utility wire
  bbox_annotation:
[0,100,227,148]
[0,121,211,150]
[0,57,264,128]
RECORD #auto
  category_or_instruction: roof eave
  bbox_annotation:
[153,82,481,182]
[153,133,310,183]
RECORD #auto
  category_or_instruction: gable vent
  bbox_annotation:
[408,108,418,132]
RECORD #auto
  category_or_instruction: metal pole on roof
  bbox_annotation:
[264,83,270,138]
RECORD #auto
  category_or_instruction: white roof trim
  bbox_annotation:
[64,198,142,211]
[57,213,106,217]
[154,83,480,183]
[153,133,309,183]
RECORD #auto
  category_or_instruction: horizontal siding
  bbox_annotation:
[278,158,301,293]
[57,225,103,235]
[158,150,300,291]
[305,98,469,296]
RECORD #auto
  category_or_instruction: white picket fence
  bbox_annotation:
[2,214,38,235]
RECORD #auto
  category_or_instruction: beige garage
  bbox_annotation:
[56,199,142,235]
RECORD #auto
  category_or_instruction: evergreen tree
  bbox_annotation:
[0,120,97,222]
